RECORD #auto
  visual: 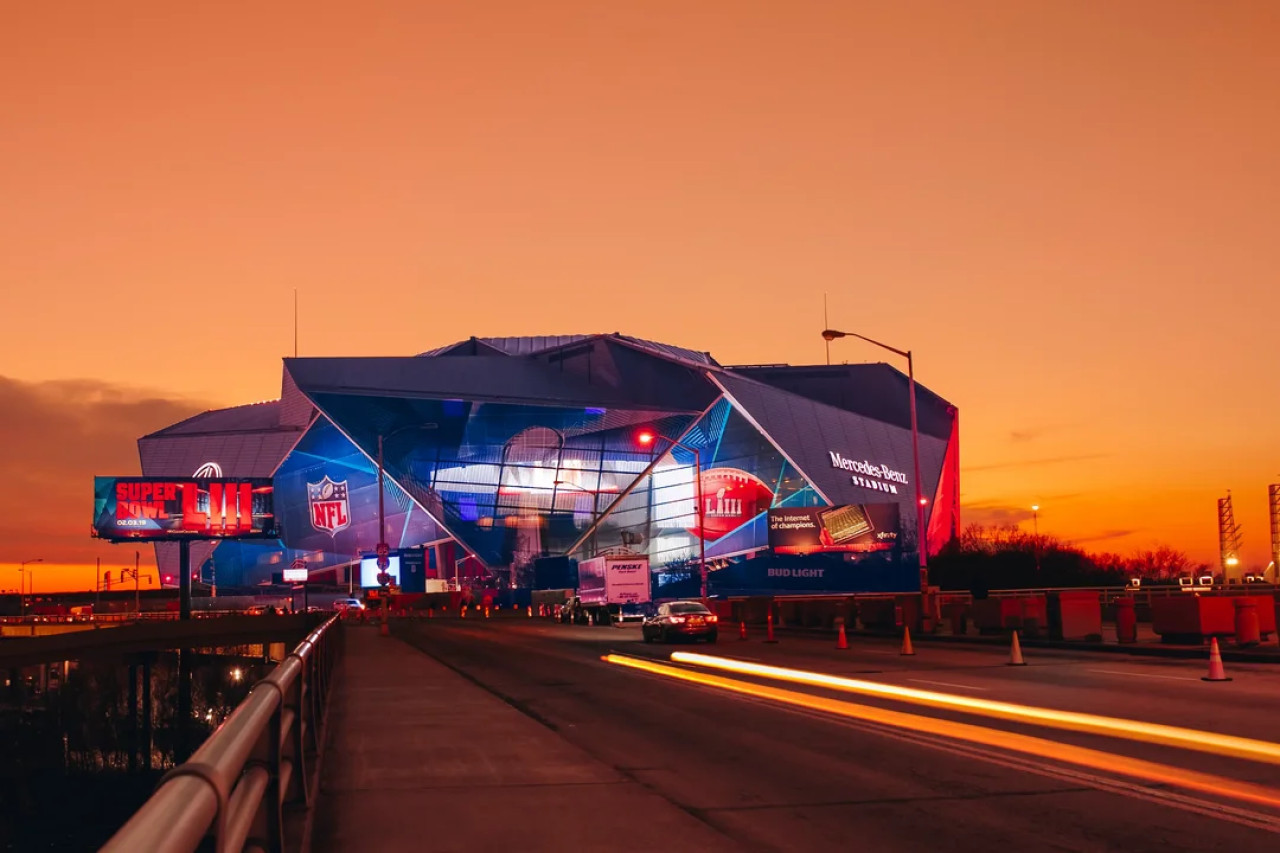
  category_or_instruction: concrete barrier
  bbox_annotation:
[1151,596,1235,642]
[1048,591,1103,642]
[972,596,1047,638]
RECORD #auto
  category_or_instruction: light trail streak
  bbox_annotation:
[669,652,1280,766]
[603,653,1280,810]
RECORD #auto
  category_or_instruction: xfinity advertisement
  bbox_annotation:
[767,504,901,554]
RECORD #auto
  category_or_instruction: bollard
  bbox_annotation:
[1234,599,1261,647]
[949,605,967,637]
[1114,597,1137,644]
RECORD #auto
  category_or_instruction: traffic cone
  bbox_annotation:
[588,610,595,626]
[764,610,778,643]
[1202,637,1232,682]
[484,606,490,619]
[527,605,533,618]
[900,625,915,656]
[738,620,748,641]
[836,621,849,650]
[1007,630,1027,666]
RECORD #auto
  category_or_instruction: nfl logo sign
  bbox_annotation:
[307,476,350,535]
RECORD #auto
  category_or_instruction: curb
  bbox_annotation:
[762,625,1280,664]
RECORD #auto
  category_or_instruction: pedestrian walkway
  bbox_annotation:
[308,626,734,853]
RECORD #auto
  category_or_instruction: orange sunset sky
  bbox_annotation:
[2,1,1278,592]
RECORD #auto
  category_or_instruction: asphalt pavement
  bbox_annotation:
[370,615,1280,852]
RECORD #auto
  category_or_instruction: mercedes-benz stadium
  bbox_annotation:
[138,334,959,597]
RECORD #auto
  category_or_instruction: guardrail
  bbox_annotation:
[101,615,342,853]
[0,610,313,626]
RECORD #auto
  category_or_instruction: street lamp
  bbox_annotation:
[122,551,149,615]
[636,430,707,600]
[1031,505,1041,573]
[376,423,438,635]
[19,558,43,618]
[821,328,928,596]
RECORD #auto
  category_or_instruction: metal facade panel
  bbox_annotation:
[714,372,949,543]
[138,431,303,478]
[725,364,954,440]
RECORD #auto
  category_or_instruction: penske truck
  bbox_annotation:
[559,555,651,625]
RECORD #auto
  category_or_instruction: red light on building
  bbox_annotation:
[636,430,656,446]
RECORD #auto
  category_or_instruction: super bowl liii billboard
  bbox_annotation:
[92,477,277,542]
[767,504,901,554]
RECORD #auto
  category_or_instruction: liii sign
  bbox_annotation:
[828,451,908,495]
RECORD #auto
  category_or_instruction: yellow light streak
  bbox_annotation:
[668,652,1280,767]
[603,653,1280,810]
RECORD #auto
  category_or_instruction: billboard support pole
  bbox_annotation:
[179,540,191,621]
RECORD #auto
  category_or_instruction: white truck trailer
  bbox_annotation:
[560,555,651,625]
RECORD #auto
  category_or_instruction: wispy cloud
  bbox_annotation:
[962,503,1037,527]
[1069,529,1138,545]
[0,376,210,563]
[963,453,1108,474]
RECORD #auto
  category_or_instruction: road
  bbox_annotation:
[394,616,1280,852]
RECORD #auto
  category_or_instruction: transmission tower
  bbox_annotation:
[1218,491,1243,579]
[1269,484,1279,581]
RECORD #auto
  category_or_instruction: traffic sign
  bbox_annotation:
[290,558,307,570]
[377,571,391,586]
[376,542,390,558]
[376,554,390,570]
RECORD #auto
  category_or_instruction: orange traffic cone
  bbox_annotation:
[836,620,849,650]
[738,620,748,641]
[900,625,915,656]
[588,610,595,626]
[527,605,533,618]
[484,606,490,619]
[764,610,778,643]
[1202,637,1232,682]
[1007,630,1027,666]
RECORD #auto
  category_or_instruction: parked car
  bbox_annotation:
[333,598,365,611]
[641,601,718,643]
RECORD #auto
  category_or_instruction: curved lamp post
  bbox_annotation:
[637,431,706,599]
[821,328,928,596]
[19,558,42,618]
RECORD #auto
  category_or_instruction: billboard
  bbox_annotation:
[767,504,901,554]
[359,554,401,588]
[93,477,276,542]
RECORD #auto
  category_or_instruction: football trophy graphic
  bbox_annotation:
[688,467,774,541]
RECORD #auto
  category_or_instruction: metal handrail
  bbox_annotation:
[101,615,342,853]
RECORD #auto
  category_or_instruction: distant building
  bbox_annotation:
[139,334,959,594]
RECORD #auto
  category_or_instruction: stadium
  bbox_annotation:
[138,334,960,597]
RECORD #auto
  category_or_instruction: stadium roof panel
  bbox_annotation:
[285,355,708,412]
[142,400,286,438]
[417,333,718,367]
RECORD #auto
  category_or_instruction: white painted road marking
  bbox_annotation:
[1088,669,1199,682]
[907,678,988,691]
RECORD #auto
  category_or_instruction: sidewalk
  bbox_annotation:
[307,625,735,853]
